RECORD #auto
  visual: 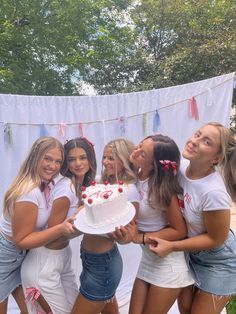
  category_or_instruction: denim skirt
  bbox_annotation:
[188,230,236,295]
[79,244,123,301]
[0,233,27,302]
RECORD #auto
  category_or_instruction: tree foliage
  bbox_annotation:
[0,0,235,95]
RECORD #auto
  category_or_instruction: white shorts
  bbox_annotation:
[21,245,79,314]
[137,245,194,288]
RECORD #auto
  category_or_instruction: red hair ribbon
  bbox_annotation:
[159,160,177,176]
[81,136,95,152]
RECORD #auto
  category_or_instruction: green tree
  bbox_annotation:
[0,0,135,95]
[122,0,236,91]
[0,0,235,95]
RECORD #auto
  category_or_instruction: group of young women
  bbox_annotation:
[0,121,235,314]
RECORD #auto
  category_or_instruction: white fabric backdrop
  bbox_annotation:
[0,72,235,306]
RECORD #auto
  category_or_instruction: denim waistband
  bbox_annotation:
[80,243,118,258]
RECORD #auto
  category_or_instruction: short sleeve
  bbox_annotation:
[52,178,76,203]
[202,189,231,211]
[16,188,40,206]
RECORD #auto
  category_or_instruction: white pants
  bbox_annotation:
[21,245,79,314]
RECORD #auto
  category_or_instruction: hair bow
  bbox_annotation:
[159,160,177,176]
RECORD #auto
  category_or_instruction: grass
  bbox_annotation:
[226,296,236,314]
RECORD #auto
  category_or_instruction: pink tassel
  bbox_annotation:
[188,96,199,120]
[58,123,67,138]
[78,123,84,137]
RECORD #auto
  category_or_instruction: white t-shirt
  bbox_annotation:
[49,176,79,218]
[0,186,50,237]
[136,179,167,232]
[124,183,140,204]
[179,159,232,237]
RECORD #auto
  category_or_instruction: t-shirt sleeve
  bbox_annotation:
[52,180,75,203]
[202,189,231,211]
[125,184,140,203]
[16,188,40,206]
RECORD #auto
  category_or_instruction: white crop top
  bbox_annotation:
[136,179,167,232]
[124,183,140,204]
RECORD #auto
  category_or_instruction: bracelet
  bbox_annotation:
[142,232,146,245]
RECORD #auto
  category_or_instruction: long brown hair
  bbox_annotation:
[60,137,97,198]
[147,134,183,209]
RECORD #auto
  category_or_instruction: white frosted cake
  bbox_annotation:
[81,182,130,228]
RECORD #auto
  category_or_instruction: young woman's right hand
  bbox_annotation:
[60,216,77,236]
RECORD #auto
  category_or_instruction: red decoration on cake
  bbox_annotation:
[88,198,93,204]
[118,187,123,193]
[81,186,86,191]
[82,194,87,199]
[103,193,109,199]
[118,180,123,185]
[104,181,109,185]
[91,181,96,186]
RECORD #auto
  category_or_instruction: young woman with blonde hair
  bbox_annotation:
[0,136,75,314]
[21,137,97,314]
[72,138,139,314]
[149,122,236,314]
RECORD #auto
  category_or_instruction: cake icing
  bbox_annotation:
[81,182,130,228]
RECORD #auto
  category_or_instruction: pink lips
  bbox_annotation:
[184,143,196,154]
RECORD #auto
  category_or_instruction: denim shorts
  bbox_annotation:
[188,230,236,295]
[79,244,123,302]
[0,232,27,302]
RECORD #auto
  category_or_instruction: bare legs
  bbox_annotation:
[0,299,8,314]
[129,278,181,314]
[101,297,119,314]
[71,293,119,314]
[0,286,28,314]
[12,286,28,314]
[178,286,230,314]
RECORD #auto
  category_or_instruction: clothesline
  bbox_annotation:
[0,74,234,126]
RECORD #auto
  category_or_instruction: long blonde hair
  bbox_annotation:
[101,138,137,184]
[3,137,64,214]
[207,122,236,202]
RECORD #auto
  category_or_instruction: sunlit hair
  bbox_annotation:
[206,122,236,202]
[101,138,137,184]
[60,137,97,198]
[3,137,64,215]
[146,134,183,209]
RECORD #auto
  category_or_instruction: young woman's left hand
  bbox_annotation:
[148,236,174,257]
